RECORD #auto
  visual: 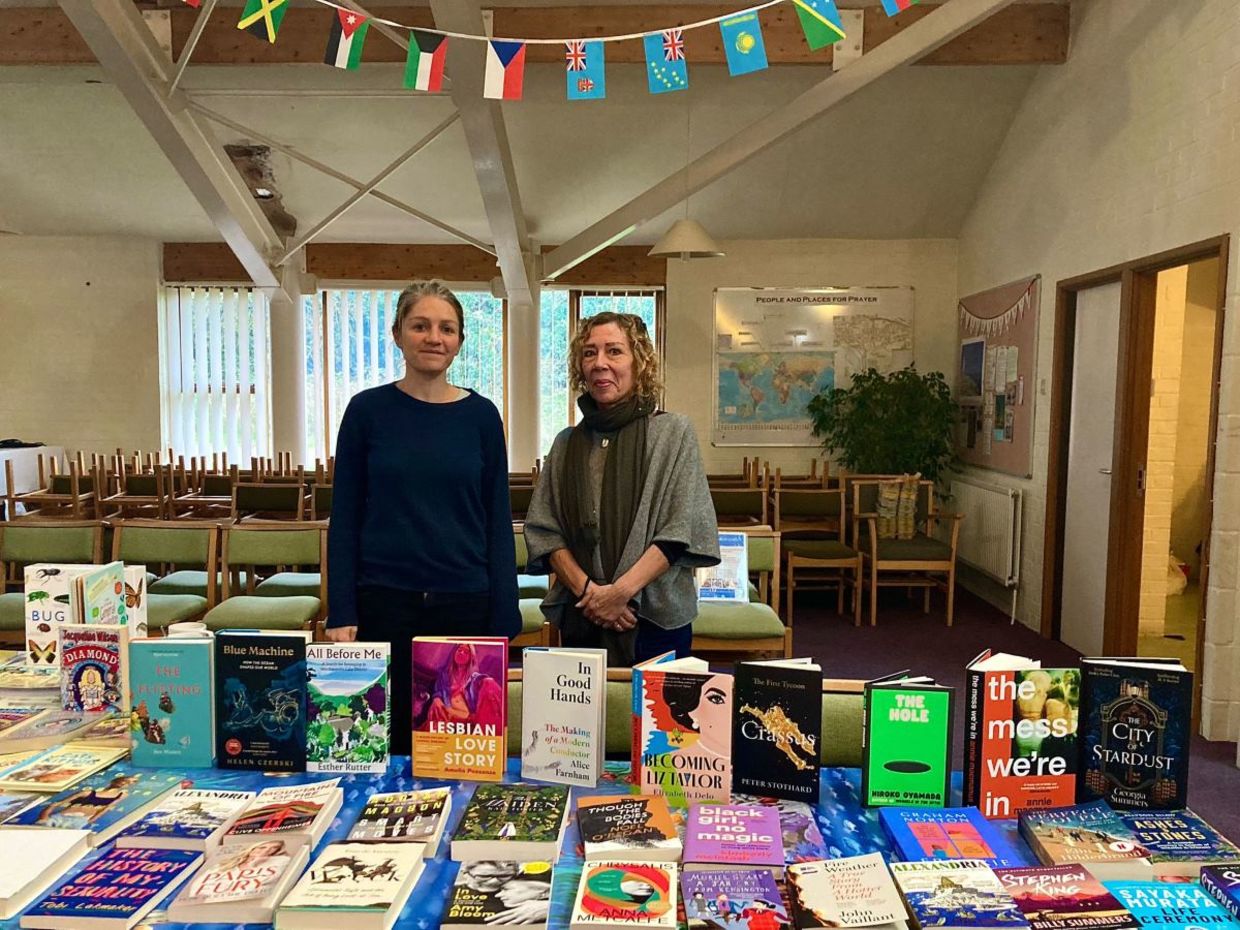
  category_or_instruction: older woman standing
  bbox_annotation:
[524,312,719,665]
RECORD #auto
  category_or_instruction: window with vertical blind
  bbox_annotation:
[158,285,273,462]
[303,288,506,461]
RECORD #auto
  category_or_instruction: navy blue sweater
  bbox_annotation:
[326,384,520,637]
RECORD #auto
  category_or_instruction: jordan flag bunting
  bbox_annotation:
[880,0,918,15]
[324,9,369,69]
[565,40,606,100]
[484,40,526,100]
[237,0,287,44]
[792,0,846,50]
[719,10,768,76]
[405,30,447,92]
[643,29,687,94]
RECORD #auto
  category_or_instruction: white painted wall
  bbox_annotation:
[956,0,1240,741]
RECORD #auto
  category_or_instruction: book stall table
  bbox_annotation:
[0,758,1036,930]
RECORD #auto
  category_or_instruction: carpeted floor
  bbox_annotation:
[788,586,1240,843]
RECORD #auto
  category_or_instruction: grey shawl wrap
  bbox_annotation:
[523,412,721,631]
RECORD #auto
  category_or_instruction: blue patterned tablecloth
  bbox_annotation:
[3,761,1034,930]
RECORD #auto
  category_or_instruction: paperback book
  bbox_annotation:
[276,841,426,929]
[59,624,128,716]
[451,783,570,862]
[166,838,311,926]
[1019,801,1152,880]
[69,561,129,627]
[412,637,508,782]
[1106,880,1240,930]
[0,744,127,793]
[630,652,677,786]
[0,791,40,824]
[222,778,343,849]
[1078,658,1192,811]
[570,861,679,930]
[889,859,1030,930]
[732,659,822,803]
[786,853,907,929]
[129,637,214,768]
[995,865,1139,930]
[0,665,60,706]
[731,794,830,864]
[347,787,452,853]
[881,806,1029,868]
[71,713,131,748]
[1117,809,1240,877]
[23,564,93,668]
[10,765,184,844]
[577,794,681,863]
[0,705,49,736]
[0,711,99,756]
[683,804,784,876]
[695,532,749,603]
[306,642,390,774]
[0,827,91,920]
[214,629,309,772]
[520,646,607,786]
[683,869,787,930]
[864,673,954,808]
[1201,866,1240,922]
[638,659,733,804]
[115,787,256,851]
[442,861,554,930]
[965,651,1080,820]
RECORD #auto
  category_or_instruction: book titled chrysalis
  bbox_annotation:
[59,624,129,716]
[731,659,822,804]
[306,642,390,774]
[863,673,954,808]
[129,638,214,769]
[214,630,309,773]
[570,861,679,930]
[412,637,508,782]
[639,659,733,804]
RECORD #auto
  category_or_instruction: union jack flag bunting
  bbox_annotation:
[662,28,685,61]
[566,40,588,71]
[565,39,605,99]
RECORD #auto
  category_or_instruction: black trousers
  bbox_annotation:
[356,585,491,756]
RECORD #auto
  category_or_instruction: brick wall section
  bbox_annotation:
[956,0,1240,742]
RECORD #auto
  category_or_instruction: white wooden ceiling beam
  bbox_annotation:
[542,0,1020,281]
[58,0,284,288]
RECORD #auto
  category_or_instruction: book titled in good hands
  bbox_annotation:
[638,659,732,804]
[412,637,508,782]
[786,854,908,930]
[520,646,606,786]
[214,630,309,773]
[995,865,1139,930]
[450,784,569,862]
[683,868,787,930]
[165,839,310,926]
[863,673,954,808]
[682,804,784,877]
[577,795,681,863]
[276,841,426,930]
[306,642,390,775]
[732,659,822,804]
[890,859,1030,930]
[570,861,679,930]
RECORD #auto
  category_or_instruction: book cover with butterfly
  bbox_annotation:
[130,638,214,768]
[59,624,129,716]
[23,563,93,669]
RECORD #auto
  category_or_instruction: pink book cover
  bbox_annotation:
[683,805,783,868]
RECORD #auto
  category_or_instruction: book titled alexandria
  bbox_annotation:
[1018,800,1152,880]
[1077,658,1192,811]
[683,868,787,930]
[639,658,733,804]
[995,865,1139,930]
[451,784,570,862]
[114,788,256,851]
[786,854,908,930]
[165,839,311,926]
[683,804,784,875]
[864,673,954,808]
[890,860,1030,930]
[412,637,508,782]
[1116,809,1240,877]
[520,646,607,787]
[1201,867,1240,922]
[965,651,1080,820]
[1106,880,1240,930]
[59,624,129,716]
[306,642,390,774]
[577,795,682,863]
[129,637,214,768]
[570,861,679,930]
[880,806,1028,868]
[732,659,822,803]
[347,787,452,853]
[276,841,426,929]
[214,630,309,772]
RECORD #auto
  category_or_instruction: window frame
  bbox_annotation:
[565,287,666,426]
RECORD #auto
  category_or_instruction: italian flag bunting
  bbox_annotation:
[324,9,369,70]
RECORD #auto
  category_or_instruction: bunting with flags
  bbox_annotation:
[719,10,769,76]
[643,29,688,94]
[237,0,287,43]
[182,0,201,8]
[880,0,919,15]
[405,29,448,92]
[791,0,846,49]
[484,40,527,100]
[565,40,606,100]
[324,9,369,70]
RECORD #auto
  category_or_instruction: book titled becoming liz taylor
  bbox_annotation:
[639,658,732,804]
[306,642,390,774]
[732,659,822,804]
[412,637,507,782]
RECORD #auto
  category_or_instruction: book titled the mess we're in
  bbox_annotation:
[214,630,309,773]
[412,637,508,782]
[520,646,606,787]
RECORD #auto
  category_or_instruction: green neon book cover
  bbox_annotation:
[862,674,955,808]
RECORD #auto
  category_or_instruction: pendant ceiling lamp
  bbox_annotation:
[648,218,724,259]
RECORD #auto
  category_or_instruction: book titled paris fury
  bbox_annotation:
[412,638,508,782]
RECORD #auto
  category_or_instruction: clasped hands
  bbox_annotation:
[576,579,638,633]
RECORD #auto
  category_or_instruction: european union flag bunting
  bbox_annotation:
[644,29,688,94]
[566,40,606,100]
[720,11,769,76]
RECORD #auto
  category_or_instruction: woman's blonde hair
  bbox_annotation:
[569,312,662,403]
[391,280,466,340]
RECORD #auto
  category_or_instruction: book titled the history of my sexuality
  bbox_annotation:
[1077,658,1192,811]
[306,641,390,774]
[214,629,309,773]
[129,637,214,768]
[1106,880,1240,930]
[638,657,733,804]
[732,658,822,804]
[412,637,508,782]
[450,783,570,863]
[863,672,954,809]
[520,646,607,787]
[965,651,1080,820]
[59,623,129,717]
[995,865,1140,930]
[880,806,1029,868]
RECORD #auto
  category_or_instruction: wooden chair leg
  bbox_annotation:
[853,558,862,627]
[786,564,795,626]
[923,586,931,613]
[946,566,956,627]
[836,573,844,615]
[869,561,878,627]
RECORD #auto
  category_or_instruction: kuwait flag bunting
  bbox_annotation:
[880,0,918,15]
[484,40,526,100]
[405,30,448,92]
[237,0,287,44]
[324,9,369,70]
[792,0,846,50]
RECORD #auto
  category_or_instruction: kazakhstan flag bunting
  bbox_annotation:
[719,11,768,76]
[881,0,919,15]
[643,29,688,95]
[792,0,846,50]
[565,40,606,100]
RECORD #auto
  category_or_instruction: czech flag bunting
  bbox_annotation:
[484,40,526,100]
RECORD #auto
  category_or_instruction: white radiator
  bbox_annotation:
[950,476,1022,588]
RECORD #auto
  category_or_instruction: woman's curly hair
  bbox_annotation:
[569,312,662,404]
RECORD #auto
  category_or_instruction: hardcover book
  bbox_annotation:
[222,778,343,849]
[1117,809,1240,877]
[1201,866,1240,922]
[683,804,784,876]
[1106,880,1240,930]
[166,838,311,926]
[732,659,822,803]
[965,651,1080,820]
[23,564,93,668]
[683,868,787,930]
[577,794,681,863]
[0,827,91,920]
[881,806,1028,868]
[69,561,129,627]
[890,859,1030,930]
[20,846,203,929]
[1019,801,1152,880]
[1078,658,1192,811]
[214,629,309,772]
[276,841,426,927]
[995,865,1139,930]
[71,713,132,748]
[639,659,732,804]
[59,624,129,716]
[347,787,453,853]
[451,783,570,862]
[0,791,40,824]
[115,788,256,851]
[570,861,679,930]
[306,642,390,774]
[412,637,508,782]
[864,673,954,808]
[787,853,907,929]
[120,566,148,639]
[520,646,607,787]
[10,764,184,844]
[129,637,214,768]
[731,794,830,864]
[442,861,555,930]
[0,744,127,793]
[630,652,677,786]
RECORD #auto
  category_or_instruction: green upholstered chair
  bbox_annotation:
[514,529,550,600]
[709,487,768,527]
[111,519,218,630]
[310,485,333,522]
[203,523,324,632]
[692,528,790,659]
[0,520,103,639]
[776,487,862,627]
[513,599,553,649]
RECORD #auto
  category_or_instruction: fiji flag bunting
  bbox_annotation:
[643,29,687,95]
[719,11,768,76]
[484,40,526,100]
[565,40,606,100]
[881,0,919,15]
[405,30,448,92]
[324,9,369,70]
[237,0,287,44]
[792,0,846,50]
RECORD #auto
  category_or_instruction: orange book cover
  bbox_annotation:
[411,637,507,782]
